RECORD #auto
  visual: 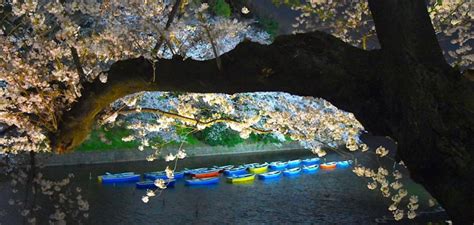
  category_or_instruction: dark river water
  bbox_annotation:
[0,142,449,225]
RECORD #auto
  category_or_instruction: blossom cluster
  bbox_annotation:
[352,146,420,221]
[0,0,269,154]
[289,0,472,69]
[5,156,89,224]
[428,0,473,69]
[291,0,374,48]
[142,162,180,203]
[109,91,366,158]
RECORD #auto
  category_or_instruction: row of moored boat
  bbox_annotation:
[97,158,353,188]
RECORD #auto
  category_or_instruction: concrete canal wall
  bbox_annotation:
[39,142,303,166]
[37,134,396,167]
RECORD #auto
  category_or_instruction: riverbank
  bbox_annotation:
[38,142,303,166]
[37,134,396,167]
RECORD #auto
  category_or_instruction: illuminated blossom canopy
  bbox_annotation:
[289,0,472,68]
[106,91,365,159]
[1,0,470,154]
[0,0,270,153]
[0,0,472,222]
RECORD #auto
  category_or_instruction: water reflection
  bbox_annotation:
[1,149,448,225]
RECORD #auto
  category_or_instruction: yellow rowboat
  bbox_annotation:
[248,164,268,174]
[227,174,255,183]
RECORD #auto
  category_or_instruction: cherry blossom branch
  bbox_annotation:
[118,107,271,134]
[151,0,182,59]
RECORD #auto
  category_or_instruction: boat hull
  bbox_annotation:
[223,167,247,176]
[283,168,302,176]
[192,170,220,178]
[242,163,259,169]
[248,166,268,174]
[213,165,234,172]
[136,180,176,189]
[302,158,321,166]
[258,171,281,179]
[227,174,255,183]
[336,160,351,168]
[98,172,134,182]
[144,171,184,180]
[302,165,320,173]
[185,177,220,186]
[320,162,337,170]
[287,160,302,168]
[269,162,288,171]
[184,168,208,175]
[101,174,140,183]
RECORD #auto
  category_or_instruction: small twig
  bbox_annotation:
[151,0,182,58]
[7,20,24,36]
[0,14,9,26]
[172,141,185,171]
[437,2,464,26]
[151,60,157,82]
[70,47,87,84]
[203,24,222,71]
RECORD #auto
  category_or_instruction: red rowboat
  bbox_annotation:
[192,170,220,178]
[320,162,337,170]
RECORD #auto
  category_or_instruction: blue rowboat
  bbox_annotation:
[287,159,302,168]
[258,170,282,180]
[184,168,209,175]
[213,165,234,172]
[136,179,176,189]
[185,177,220,186]
[242,163,259,168]
[283,167,302,176]
[100,173,140,183]
[336,160,352,168]
[98,172,134,181]
[223,167,247,176]
[302,157,321,165]
[144,171,184,180]
[302,164,320,173]
[269,161,288,171]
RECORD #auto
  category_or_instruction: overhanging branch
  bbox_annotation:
[53,31,379,153]
[118,107,271,134]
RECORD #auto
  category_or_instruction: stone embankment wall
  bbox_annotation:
[39,142,303,166]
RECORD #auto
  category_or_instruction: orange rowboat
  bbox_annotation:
[320,162,337,170]
[192,170,220,178]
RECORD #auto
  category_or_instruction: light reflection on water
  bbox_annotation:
[1,149,447,225]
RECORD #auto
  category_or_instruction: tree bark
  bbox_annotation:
[368,0,474,223]
[368,0,449,70]
[51,1,473,223]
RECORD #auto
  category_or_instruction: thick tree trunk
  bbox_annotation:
[371,54,474,224]
[368,0,474,223]
[52,1,473,223]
